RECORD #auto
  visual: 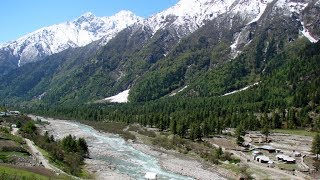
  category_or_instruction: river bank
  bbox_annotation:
[29,115,227,180]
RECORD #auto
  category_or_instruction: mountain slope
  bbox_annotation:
[129,0,320,101]
[0,0,319,106]
[0,10,143,74]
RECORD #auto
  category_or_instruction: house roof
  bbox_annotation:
[259,145,275,150]
[145,172,157,179]
[256,155,270,162]
[276,154,295,162]
[252,150,262,155]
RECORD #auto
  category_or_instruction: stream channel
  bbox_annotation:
[36,116,193,180]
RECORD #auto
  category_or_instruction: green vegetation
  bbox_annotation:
[0,7,319,179]
[0,126,30,164]
[235,124,246,146]
[20,120,88,176]
[312,133,320,159]
[22,40,320,140]
[277,163,298,171]
[128,125,156,138]
[0,165,48,180]
[151,134,239,164]
[272,129,317,137]
[80,121,136,140]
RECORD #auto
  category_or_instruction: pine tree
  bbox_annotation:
[170,119,177,135]
[312,134,320,160]
[261,125,270,143]
[202,120,210,138]
[235,124,246,146]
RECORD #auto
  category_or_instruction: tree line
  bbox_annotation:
[20,120,88,176]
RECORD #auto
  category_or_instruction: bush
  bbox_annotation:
[2,146,29,154]
[138,129,156,138]
[152,136,174,150]
[21,121,37,135]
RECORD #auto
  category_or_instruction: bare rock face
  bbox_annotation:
[302,1,320,40]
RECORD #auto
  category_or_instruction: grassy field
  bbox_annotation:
[0,164,50,180]
[277,163,298,171]
[272,129,317,137]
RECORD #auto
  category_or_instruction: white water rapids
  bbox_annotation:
[32,116,193,180]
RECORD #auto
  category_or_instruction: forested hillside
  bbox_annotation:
[29,40,320,134]
[0,0,319,134]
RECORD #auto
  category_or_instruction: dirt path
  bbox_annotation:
[24,139,52,170]
[11,128,67,176]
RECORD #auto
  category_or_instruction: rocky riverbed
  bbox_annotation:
[29,115,226,180]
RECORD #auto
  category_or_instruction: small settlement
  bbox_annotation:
[252,145,296,166]
[0,110,21,117]
[242,132,313,174]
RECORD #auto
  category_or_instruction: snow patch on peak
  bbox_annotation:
[231,0,273,24]
[300,22,319,43]
[81,12,95,18]
[0,11,143,66]
[246,0,270,24]
[274,0,309,14]
[105,89,130,103]
[114,10,137,17]
[146,0,236,35]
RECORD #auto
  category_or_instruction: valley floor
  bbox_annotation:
[29,115,229,180]
[28,115,318,180]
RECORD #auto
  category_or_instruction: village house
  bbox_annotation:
[257,145,276,153]
[0,112,6,116]
[254,155,270,163]
[9,111,20,115]
[276,154,296,164]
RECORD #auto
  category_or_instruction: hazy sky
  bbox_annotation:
[0,0,178,43]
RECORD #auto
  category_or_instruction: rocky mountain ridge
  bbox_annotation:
[0,10,143,72]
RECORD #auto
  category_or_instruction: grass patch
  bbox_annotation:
[0,151,30,163]
[80,121,136,140]
[272,129,316,137]
[36,146,65,172]
[36,146,90,179]
[222,163,242,174]
[128,125,157,138]
[0,165,49,180]
[0,151,29,157]
[0,132,24,144]
[277,163,298,171]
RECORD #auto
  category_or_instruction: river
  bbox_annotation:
[31,115,195,180]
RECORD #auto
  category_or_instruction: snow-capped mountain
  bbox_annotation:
[143,0,319,41]
[0,10,143,67]
[143,0,272,38]
[1,0,318,71]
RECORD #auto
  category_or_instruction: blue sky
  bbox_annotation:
[0,0,178,43]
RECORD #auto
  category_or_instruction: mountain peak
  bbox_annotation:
[75,12,96,23]
[81,12,95,18]
[114,10,136,17]
[0,10,143,67]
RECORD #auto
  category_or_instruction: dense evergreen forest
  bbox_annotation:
[25,40,320,137]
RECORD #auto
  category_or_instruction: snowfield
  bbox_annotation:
[301,22,319,43]
[104,89,130,103]
[222,82,260,96]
